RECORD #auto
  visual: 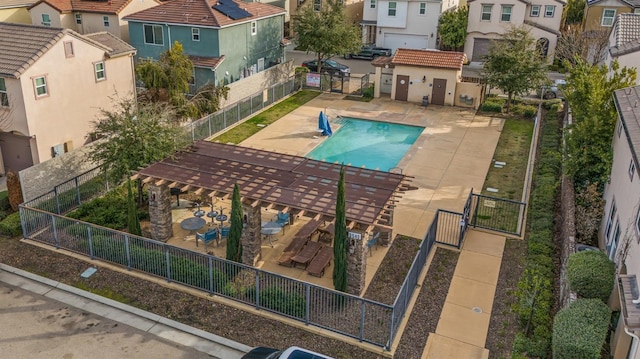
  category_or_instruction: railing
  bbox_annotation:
[436,210,464,249]
[470,193,527,236]
[20,206,395,348]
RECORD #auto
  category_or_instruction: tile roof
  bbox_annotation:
[610,13,640,56]
[124,0,285,28]
[391,49,466,70]
[85,31,136,57]
[189,55,224,69]
[0,0,36,9]
[371,55,394,68]
[0,22,65,78]
[29,0,138,15]
[614,86,640,174]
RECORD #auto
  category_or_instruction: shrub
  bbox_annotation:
[6,170,23,211]
[259,286,306,318]
[574,183,605,246]
[552,298,610,359]
[0,211,23,236]
[512,104,538,119]
[67,184,148,230]
[481,101,503,113]
[567,250,615,303]
[0,191,10,211]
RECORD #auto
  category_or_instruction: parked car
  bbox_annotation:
[538,79,566,99]
[301,59,350,76]
[241,346,334,359]
[344,45,392,59]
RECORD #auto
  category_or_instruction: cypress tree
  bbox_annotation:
[126,180,142,236]
[226,183,243,263]
[333,166,348,292]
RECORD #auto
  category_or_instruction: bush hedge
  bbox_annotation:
[552,298,610,359]
[67,184,148,230]
[512,104,538,119]
[512,103,563,357]
[0,211,22,236]
[481,101,503,113]
[567,250,615,303]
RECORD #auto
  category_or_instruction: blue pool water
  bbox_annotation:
[306,118,424,171]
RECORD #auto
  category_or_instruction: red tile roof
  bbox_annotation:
[391,49,466,70]
[124,0,285,28]
[189,55,224,68]
[30,0,139,14]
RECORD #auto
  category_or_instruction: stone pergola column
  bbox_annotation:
[148,184,173,242]
[241,203,262,266]
[347,230,366,295]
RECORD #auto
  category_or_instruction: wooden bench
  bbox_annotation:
[307,245,333,277]
[291,241,322,269]
[277,236,308,267]
[295,219,322,240]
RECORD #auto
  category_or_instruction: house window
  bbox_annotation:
[33,76,48,97]
[144,24,164,45]
[103,16,109,27]
[501,5,512,22]
[0,78,8,107]
[635,8,640,14]
[608,220,621,260]
[388,2,397,16]
[481,4,492,21]
[94,62,106,81]
[192,28,200,41]
[313,0,321,12]
[64,41,74,58]
[251,21,257,35]
[530,5,540,17]
[544,5,555,17]
[630,159,636,180]
[419,3,426,14]
[618,119,623,137]
[636,207,640,239]
[370,0,375,8]
[602,9,616,26]
[75,13,82,24]
[41,14,51,26]
[605,199,617,240]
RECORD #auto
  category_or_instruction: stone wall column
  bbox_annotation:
[148,184,173,242]
[346,230,366,295]
[241,203,262,266]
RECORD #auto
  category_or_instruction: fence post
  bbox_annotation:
[75,177,81,207]
[208,257,214,294]
[51,213,59,249]
[388,308,395,350]
[359,299,365,342]
[125,235,131,270]
[165,247,172,282]
[19,207,27,239]
[472,195,479,227]
[88,226,94,259]
[255,271,261,310]
[208,115,212,138]
[54,187,60,214]
[304,284,310,325]
[237,103,240,123]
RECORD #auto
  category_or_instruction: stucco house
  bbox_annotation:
[290,0,363,38]
[27,0,161,43]
[583,0,640,34]
[372,48,466,105]
[0,22,136,174]
[602,85,640,359]
[0,0,34,24]
[604,13,640,85]
[361,0,442,51]
[124,0,286,88]
[465,0,564,63]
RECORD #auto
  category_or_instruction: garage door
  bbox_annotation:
[472,38,493,62]
[0,132,34,172]
[383,33,429,54]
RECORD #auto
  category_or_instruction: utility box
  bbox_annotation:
[422,96,429,107]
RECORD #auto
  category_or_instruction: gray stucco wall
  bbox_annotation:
[220,60,296,107]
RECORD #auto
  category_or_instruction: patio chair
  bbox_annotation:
[196,228,219,250]
[278,236,309,267]
[307,245,333,277]
[272,211,291,234]
[220,226,231,241]
[366,232,380,257]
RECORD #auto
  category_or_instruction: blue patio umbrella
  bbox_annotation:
[320,111,332,136]
[318,111,326,132]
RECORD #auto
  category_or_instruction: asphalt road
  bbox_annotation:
[285,49,375,75]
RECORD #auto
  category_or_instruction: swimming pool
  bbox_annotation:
[306,117,424,171]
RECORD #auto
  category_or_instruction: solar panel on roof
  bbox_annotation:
[213,0,252,20]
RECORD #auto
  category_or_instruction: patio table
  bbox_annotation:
[261,221,282,247]
[180,217,206,241]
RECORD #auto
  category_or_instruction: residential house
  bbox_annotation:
[0,22,136,174]
[583,0,640,34]
[604,13,640,85]
[465,0,565,63]
[361,0,442,51]
[377,48,467,105]
[290,0,363,38]
[124,0,286,88]
[0,0,34,24]
[28,0,161,43]
[603,85,640,359]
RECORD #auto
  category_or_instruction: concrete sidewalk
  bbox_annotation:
[0,263,251,359]
[422,230,506,359]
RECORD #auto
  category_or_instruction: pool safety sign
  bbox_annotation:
[306,73,321,87]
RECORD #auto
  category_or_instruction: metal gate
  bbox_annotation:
[468,191,527,236]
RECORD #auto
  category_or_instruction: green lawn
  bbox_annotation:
[212,90,321,144]
[481,117,534,200]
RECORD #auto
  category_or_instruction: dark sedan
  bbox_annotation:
[301,59,350,76]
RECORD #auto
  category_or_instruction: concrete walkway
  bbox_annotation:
[422,230,506,359]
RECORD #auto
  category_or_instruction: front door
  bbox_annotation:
[431,78,447,105]
[395,75,409,101]
[0,132,34,172]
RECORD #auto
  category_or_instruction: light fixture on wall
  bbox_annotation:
[378,28,381,34]
[430,33,434,38]
[422,75,426,83]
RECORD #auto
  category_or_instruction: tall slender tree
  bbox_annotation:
[126,179,142,236]
[333,166,348,292]
[226,183,244,263]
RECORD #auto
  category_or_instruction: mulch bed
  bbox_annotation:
[484,238,527,358]
[394,248,459,359]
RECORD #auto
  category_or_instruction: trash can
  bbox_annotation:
[422,96,429,107]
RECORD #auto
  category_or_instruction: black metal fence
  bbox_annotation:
[469,192,526,236]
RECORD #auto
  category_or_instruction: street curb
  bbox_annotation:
[0,263,253,358]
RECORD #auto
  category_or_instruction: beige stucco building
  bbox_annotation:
[465,0,564,63]
[28,0,160,43]
[0,22,136,174]
[0,0,34,24]
[583,0,640,33]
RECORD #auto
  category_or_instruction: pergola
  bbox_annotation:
[133,141,413,231]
